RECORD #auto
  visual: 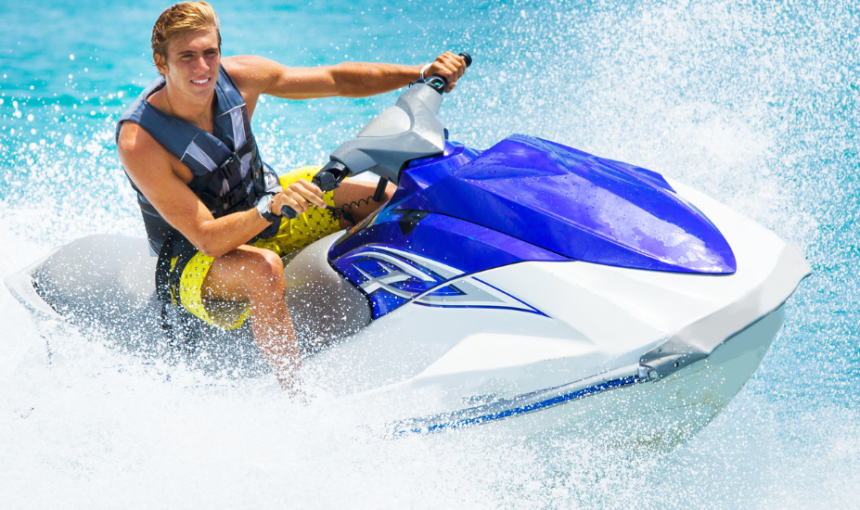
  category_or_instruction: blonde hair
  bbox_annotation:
[151,1,221,64]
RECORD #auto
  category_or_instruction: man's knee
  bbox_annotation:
[245,248,285,288]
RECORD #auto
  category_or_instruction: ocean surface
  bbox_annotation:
[1,0,858,508]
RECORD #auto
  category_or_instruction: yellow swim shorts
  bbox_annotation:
[168,165,342,330]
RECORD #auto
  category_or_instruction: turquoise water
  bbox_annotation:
[1,0,858,508]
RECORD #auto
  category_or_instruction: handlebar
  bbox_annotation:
[281,162,349,217]
[280,205,298,220]
[424,52,472,94]
[309,51,473,193]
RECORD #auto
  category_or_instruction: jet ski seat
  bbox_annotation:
[31,232,371,355]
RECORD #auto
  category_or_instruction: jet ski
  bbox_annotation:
[5,55,811,445]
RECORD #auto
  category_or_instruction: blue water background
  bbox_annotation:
[1,0,858,508]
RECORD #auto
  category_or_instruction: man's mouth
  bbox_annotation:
[191,78,210,87]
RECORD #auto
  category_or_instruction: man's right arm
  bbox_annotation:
[118,123,324,258]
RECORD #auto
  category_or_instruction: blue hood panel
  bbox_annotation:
[419,135,736,274]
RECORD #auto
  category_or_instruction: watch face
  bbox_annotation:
[257,195,272,216]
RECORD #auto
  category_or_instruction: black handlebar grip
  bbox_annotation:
[280,205,298,220]
[459,52,472,67]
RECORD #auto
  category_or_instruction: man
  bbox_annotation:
[116,1,468,393]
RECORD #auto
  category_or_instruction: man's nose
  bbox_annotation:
[194,56,209,72]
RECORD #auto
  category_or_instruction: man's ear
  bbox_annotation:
[154,54,168,76]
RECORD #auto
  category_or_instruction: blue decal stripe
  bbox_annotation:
[411,301,548,316]
[471,277,550,317]
[391,375,640,437]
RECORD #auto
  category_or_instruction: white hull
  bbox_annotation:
[321,306,780,444]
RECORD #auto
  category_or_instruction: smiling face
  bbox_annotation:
[154,28,221,104]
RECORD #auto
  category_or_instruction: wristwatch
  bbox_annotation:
[255,194,278,223]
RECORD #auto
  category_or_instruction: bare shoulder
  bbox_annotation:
[118,122,163,162]
[222,56,288,116]
[117,121,173,181]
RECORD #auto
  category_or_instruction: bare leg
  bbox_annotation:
[200,245,300,393]
[193,179,394,391]
[332,179,397,229]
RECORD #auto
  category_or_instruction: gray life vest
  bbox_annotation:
[116,66,282,258]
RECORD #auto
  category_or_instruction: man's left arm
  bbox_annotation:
[223,52,467,110]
